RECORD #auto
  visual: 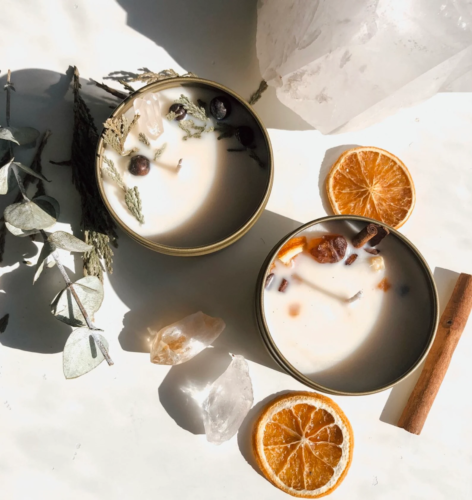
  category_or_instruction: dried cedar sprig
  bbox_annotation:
[249,80,268,105]
[90,79,128,100]
[102,156,144,224]
[138,133,150,146]
[129,69,197,85]
[154,143,167,160]
[51,66,117,281]
[103,114,140,156]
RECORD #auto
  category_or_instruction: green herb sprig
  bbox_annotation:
[102,156,144,224]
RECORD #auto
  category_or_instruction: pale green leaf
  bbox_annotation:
[0,126,39,146]
[63,327,108,379]
[48,231,92,253]
[4,200,56,230]
[4,221,39,237]
[0,158,13,195]
[14,161,50,183]
[33,241,56,283]
[51,276,104,327]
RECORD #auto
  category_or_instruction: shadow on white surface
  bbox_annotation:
[114,0,312,131]
[114,209,301,370]
[158,347,232,435]
[379,267,460,426]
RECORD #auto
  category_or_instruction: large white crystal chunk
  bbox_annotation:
[133,92,164,139]
[257,0,472,133]
[150,311,225,365]
[202,355,254,445]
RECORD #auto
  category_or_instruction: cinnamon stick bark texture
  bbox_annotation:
[352,223,378,248]
[398,273,472,435]
[369,225,390,247]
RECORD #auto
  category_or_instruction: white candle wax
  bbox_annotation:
[101,86,270,248]
[263,220,434,393]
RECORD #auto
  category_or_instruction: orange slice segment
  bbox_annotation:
[253,392,354,498]
[326,146,415,229]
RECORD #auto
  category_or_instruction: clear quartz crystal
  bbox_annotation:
[133,93,164,139]
[202,355,254,445]
[257,0,472,133]
[149,312,225,365]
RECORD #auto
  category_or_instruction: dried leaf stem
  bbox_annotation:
[249,80,268,105]
[90,78,128,100]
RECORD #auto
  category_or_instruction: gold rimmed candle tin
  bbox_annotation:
[95,77,273,256]
[255,215,439,396]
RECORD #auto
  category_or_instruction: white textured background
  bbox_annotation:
[0,1,471,499]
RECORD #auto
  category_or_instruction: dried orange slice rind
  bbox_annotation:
[253,392,354,498]
[326,146,415,229]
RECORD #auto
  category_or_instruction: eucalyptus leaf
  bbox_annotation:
[51,276,104,327]
[14,161,50,183]
[33,195,60,220]
[0,158,13,195]
[4,221,39,237]
[33,241,56,283]
[48,231,92,253]
[63,327,108,379]
[4,200,56,230]
[0,126,39,146]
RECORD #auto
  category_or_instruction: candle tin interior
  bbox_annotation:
[256,215,439,396]
[95,77,273,256]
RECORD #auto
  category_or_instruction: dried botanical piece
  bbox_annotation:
[364,248,380,255]
[154,142,167,160]
[377,277,392,292]
[102,156,144,224]
[178,119,214,140]
[103,114,140,156]
[369,225,390,247]
[150,311,225,365]
[345,253,358,266]
[168,94,208,122]
[265,272,275,289]
[249,80,268,105]
[277,236,306,265]
[309,234,347,264]
[370,255,385,272]
[202,355,253,444]
[352,223,378,248]
[253,392,353,498]
[129,69,197,85]
[51,67,117,280]
[138,133,150,146]
[278,278,289,292]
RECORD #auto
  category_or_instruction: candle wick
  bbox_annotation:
[177,158,183,170]
[346,290,363,303]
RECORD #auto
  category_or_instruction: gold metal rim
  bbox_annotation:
[255,214,439,396]
[95,77,274,256]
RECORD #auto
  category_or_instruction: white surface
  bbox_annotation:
[0,1,471,499]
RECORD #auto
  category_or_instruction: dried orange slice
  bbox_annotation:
[253,392,353,498]
[326,146,415,229]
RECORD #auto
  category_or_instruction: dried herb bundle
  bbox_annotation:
[52,67,117,280]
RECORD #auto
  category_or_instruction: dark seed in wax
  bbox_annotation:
[235,126,255,147]
[129,155,150,176]
[169,103,187,121]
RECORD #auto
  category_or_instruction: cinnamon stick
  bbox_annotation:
[369,225,390,247]
[397,273,472,435]
[352,224,378,248]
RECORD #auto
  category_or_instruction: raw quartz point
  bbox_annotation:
[202,355,254,445]
[150,312,225,365]
[256,1,472,133]
[133,93,164,140]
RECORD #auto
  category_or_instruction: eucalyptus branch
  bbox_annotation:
[3,75,113,366]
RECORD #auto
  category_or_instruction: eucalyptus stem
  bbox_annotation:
[5,78,113,366]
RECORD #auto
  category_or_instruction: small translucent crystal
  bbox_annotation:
[370,255,385,272]
[149,312,225,365]
[202,355,254,445]
[133,93,164,140]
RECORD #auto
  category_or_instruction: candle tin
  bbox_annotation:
[95,77,273,256]
[255,215,439,396]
